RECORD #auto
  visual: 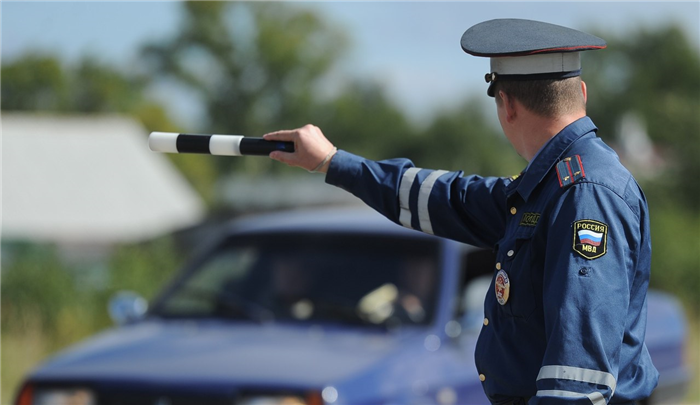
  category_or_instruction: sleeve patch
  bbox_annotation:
[573,219,608,259]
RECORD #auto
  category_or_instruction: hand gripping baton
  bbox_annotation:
[148,132,295,156]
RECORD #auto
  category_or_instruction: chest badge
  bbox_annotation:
[573,219,608,259]
[519,212,540,227]
[495,270,511,305]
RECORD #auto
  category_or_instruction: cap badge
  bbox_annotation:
[495,270,510,305]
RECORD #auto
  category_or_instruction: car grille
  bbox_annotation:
[97,392,237,405]
[90,383,240,405]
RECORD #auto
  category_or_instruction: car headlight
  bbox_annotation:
[15,384,95,405]
[238,390,327,405]
[237,396,307,405]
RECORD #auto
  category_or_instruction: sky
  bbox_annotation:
[2,1,699,128]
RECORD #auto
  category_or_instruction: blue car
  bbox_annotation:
[15,208,689,405]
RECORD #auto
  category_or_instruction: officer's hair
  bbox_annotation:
[494,77,585,118]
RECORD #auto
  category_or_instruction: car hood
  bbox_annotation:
[31,319,418,388]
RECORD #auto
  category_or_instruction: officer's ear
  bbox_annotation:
[498,90,518,123]
[581,80,588,104]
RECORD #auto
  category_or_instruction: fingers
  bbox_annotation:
[268,150,297,166]
[263,124,335,172]
[263,130,296,142]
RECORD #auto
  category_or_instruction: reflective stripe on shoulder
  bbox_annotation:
[417,170,449,235]
[399,168,421,229]
[536,390,606,405]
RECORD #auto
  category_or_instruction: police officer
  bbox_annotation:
[264,18,658,405]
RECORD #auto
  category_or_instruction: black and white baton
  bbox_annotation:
[148,132,295,156]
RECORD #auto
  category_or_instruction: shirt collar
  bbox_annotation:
[506,116,598,201]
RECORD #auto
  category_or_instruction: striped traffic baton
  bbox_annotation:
[148,132,294,156]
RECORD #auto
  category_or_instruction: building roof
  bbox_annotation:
[2,113,206,245]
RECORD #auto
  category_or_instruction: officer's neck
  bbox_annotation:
[512,110,586,162]
[498,91,586,162]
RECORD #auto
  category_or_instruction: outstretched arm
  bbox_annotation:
[263,124,508,248]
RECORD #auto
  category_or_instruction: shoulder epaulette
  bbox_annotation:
[556,155,586,188]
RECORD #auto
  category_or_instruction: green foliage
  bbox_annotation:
[106,238,185,301]
[0,52,220,205]
[71,58,146,113]
[1,244,90,343]
[142,1,348,177]
[137,2,523,180]
[0,2,521,202]
[1,238,184,403]
[647,202,700,309]
[0,52,186,138]
[585,25,700,210]
[584,23,700,310]
[312,80,420,161]
[2,55,140,113]
[418,99,522,175]
[1,54,70,110]
[1,238,183,347]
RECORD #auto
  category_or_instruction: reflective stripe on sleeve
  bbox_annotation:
[537,365,616,394]
[399,168,421,229]
[535,390,606,405]
[417,170,449,235]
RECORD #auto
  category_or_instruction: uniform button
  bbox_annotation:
[507,250,514,257]
[483,318,489,326]
[495,262,501,270]
[510,207,517,215]
[479,374,486,382]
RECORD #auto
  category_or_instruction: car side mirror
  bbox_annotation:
[109,291,148,325]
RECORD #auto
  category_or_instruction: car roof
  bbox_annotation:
[224,206,440,240]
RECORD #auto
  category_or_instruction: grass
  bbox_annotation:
[682,313,700,405]
[1,316,51,405]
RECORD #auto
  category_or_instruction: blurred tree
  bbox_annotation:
[585,25,700,209]
[312,80,420,161]
[141,1,348,177]
[585,25,700,309]
[2,55,145,113]
[299,78,521,178]
[71,58,147,113]
[1,54,218,204]
[140,0,523,199]
[417,98,522,176]
[1,54,70,111]
[1,54,182,137]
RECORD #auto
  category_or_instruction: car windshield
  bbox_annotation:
[152,232,440,328]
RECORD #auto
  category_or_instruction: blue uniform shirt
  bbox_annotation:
[325,116,659,404]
